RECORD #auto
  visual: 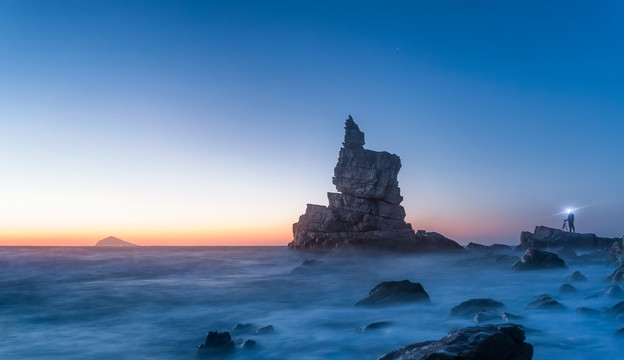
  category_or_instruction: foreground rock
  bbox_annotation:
[559,283,577,294]
[289,116,462,252]
[197,331,235,356]
[378,324,533,360]
[94,236,137,246]
[519,226,617,251]
[512,248,566,270]
[449,298,504,317]
[356,280,430,306]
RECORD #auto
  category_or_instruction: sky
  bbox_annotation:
[1,1,623,246]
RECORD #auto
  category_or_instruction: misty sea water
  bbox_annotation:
[1,246,623,359]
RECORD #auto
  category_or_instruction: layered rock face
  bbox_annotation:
[288,116,462,251]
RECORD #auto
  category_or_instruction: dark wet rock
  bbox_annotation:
[255,325,274,335]
[556,247,578,260]
[360,321,392,332]
[606,264,624,282]
[502,312,523,321]
[232,323,254,334]
[356,280,430,306]
[512,248,566,270]
[290,259,324,274]
[240,339,257,349]
[197,331,235,356]
[449,298,504,317]
[519,226,617,251]
[526,294,564,310]
[565,271,587,282]
[378,323,533,360]
[605,285,624,298]
[576,307,601,316]
[559,283,577,294]
[289,116,462,252]
[467,242,513,252]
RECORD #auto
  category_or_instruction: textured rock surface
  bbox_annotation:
[197,331,235,356]
[378,323,533,360]
[526,294,564,310]
[519,226,617,250]
[606,264,624,282]
[356,280,430,306]
[289,116,462,251]
[565,270,587,282]
[512,248,566,270]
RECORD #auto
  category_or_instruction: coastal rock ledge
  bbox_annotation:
[288,116,462,252]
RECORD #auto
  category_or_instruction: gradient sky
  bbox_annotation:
[1,1,623,246]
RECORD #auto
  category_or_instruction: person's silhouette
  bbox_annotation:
[567,212,575,233]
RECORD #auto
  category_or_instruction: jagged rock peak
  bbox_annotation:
[343,115,365,150]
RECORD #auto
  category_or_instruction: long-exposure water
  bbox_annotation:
[1,246,623,359]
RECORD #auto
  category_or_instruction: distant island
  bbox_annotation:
[94,236,137,247]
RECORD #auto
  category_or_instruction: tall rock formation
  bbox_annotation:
[288,116,463,251]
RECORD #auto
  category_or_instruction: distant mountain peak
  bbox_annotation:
[95,236,137,247]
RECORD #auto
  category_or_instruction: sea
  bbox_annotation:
[1,246,623,359]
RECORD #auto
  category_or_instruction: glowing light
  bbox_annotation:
[566,208,572,214]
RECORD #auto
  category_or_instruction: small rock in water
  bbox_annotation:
[565,270,587,282]
[449,298,504,317]
[576,307,601,316]
[615,325,624,337]
[356,280,430,306]
[378,323,533,360]
[502,312,523,321]
[197,331,235,356]
[526,294,564,310]
[606,301,624,318]
[559,283,577,294]
[291,259,324,274]
[232,323,254,334]
[512,248,566,270]
[240,339,257,349]
[359,321,392,332]
[605,285,624,298]
[255,325,274,335]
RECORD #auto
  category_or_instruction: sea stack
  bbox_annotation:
[288,116,462,251]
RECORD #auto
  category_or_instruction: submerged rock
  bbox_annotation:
[232,323,254,334]
[290,259,324,274]
[519,226,616,251]
[449,298,504,317]
[289,116,462,252]
[526,294,564,310]
[565,271,587,282]
[255,325,274,335]
[378,323,533,360]
[240,339,257,349]
[197,331,235,356]
[473,311,505,323]
[559,283,577,294]
[512,248,566,270]
[356,280,430,306]
[576,307,601,316]
[360,321,393,332]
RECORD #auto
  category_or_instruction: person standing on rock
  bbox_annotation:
[567,211,575,233]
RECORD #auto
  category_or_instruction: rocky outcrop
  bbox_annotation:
[94,236,137,246]
[512,248,566,270]
[289,116,462,252]
[606,264,624,282]
[378,324,533,360]
[559,283,577,294]
[519,226,617,250]
[467,242,512,251]
[565,271,587,282]
[197,331,235,356]
[356,280,430,306]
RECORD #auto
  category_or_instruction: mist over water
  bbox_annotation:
[1,246,623,359]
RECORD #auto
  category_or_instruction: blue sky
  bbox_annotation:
[1,1,623,245]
